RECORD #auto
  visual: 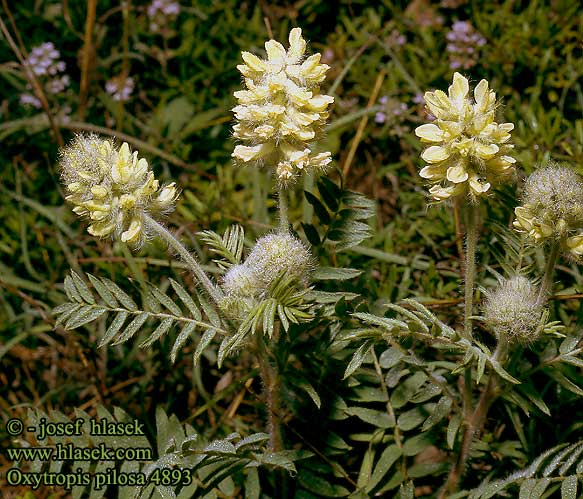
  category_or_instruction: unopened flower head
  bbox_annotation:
[232,28,334,185]
[245,231,313,288]
[60,134,179,249]
[222,264,261,297]
[415,72,515,202]
[514,164,583,258]
[483,275,544,343]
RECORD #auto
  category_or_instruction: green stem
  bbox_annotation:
[440,337,507,498]
[440,203,480,498]
[464,204,479,341]
[255,333,283,452]
[278,185,289,231]
[537,243,559,307]
[144,216,224,306]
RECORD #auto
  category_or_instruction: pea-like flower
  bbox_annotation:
[513,164,583,258]
[60,134,178,249]
[232,28,334,185]
[415,72,515,201]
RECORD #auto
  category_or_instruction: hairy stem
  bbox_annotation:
[462,203,479,460]
[255,333,283,452]
[144,216,224,306]
[536,242,559,307]
[440,338,508,498]
[441,203,480,498]
[464,204,479,341]
[278,185,289,231]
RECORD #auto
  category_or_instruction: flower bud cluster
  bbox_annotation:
[221,231,313,318]
[60,134,178,249]
[483,275,544,343]
[232,28,334,185]
[514,164,583,258]
[415,72,515,202]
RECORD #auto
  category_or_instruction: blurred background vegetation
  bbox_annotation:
[1,0,582,497]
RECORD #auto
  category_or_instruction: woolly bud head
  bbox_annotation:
[221,264,261,297]
[59,134,179,249]
[220,264,261,319]
[483,275,544,343]
[245,231,313,288]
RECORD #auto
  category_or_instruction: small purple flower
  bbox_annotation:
[19,93,42,108]
[148,0,180,33]
[445,20,486,69]
[24,41,65,77]
[413,93,425,105]
[46,75,70,94]
[20,42,69,109]
[106,76,135,102]
[385,30,407,49]
[375,111,387,124]
[393,103,408,116]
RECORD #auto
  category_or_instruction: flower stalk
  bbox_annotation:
[536,242,559,308]
[463,204,478,341]
[144,215,224,306]
[255,332,283,452]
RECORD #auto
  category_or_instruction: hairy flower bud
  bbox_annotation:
[232,28,334,185]
[415,72,515,201]
[60,134,179,249]
[222,264,261,296]
[245,231,313,288]
[483,276,544,343]
[513,165,583,258]
[220,263,262,319]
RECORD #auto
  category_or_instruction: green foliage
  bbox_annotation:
[468,441,583,499]
[217,273,313,367]
[3,1,583,498]
[198,225,245,271]
[302,176,375,251]
[53,271,226,365]
[20,405,296,499]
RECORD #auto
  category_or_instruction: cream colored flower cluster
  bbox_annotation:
[514,165,583,258]
[232,28,334,185]
[60,134,178,248]
[415,72,515,201]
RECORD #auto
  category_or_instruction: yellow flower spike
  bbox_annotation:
[59,134,179,249]
[415,73,516,202]
[232,27,334,185]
